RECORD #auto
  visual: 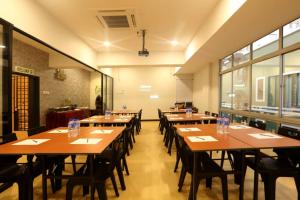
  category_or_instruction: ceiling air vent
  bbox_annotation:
[97,9,137,29]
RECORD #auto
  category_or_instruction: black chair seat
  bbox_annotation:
[0,164,27,182]
[246,157,297,172]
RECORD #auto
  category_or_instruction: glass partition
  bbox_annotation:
[283,18,300,47]
[251,57,280,115]
[253,30,279,59]
[233,66,250,110]
[221,72,232,108]
[106,76,113,110]
[102,74,107,111]
[283,49,300,118]
[220,55,232,71]
[233,45,250,66]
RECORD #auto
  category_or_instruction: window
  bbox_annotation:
[253,30,279,59]
[283,49,300,118]
[233,67,250,110]
[221,72,232,108]
[283,18,300,47]
[251,57,280,115]
[233,45,250,66]
[220,55,232,71]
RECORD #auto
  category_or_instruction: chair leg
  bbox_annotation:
[122,156,130,175]
[174,153,180,172]
[206,178,212,189]
[168,134,174,155]
[131,130,136,143]
[96,181,107,200]
[263,175,276,200]
[178,167,187,192]
[221,175,229,200]
[66,181,75,200]
[220,151,225,168]
[188,176,201,200]
[116,162,126,190]
[110,173,119,197]
[294,175,300,200]
[71,155,76,173]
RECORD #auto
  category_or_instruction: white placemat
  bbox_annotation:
[91,130,113,134]
[188,136,218,142]
[169,117,184,120]
[179,128,201,132]
[230,125,251,129]
[248,133,283,139]
[48,129,68,134]
[71,138,102,145]
[13,139,50,145]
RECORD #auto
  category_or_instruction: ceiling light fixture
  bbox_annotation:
[0,45,6,49]
[103,41,111,47]
[171,40,178,46]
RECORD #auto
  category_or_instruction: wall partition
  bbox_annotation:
[219,17,300,129]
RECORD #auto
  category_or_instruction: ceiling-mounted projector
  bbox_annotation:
[138,29,149,57]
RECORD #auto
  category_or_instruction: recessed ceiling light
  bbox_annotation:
[171,40,178,46]
[103,41,111,47]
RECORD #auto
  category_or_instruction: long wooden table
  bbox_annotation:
[111,109,139,115]
[0,126,125,200]
[166,113,215,123]
[162,109,197,114]
[174,123,300,200]
[80,115,133,126]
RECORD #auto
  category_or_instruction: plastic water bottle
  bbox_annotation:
[105,110,109,119]
[217,117,221,133]
[223,118,230,133]
[74,119,80,136]
[68,119,75,137]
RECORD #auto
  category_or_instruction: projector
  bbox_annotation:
[138,49,149,57]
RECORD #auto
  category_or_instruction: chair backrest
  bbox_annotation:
[158,109,162,118]
[28,126,47,136]
[274,126,300,166]
[0,133,21,164]
[205,111,210,115]
[138,109,142,119]
[248,119,266,130]
[211,113,219,117]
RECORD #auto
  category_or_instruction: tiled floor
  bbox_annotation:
[1,121,298,199]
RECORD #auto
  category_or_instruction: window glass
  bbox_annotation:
[221,55,232,71]
[253,30,279,59]
[232,114,248,123]
[221,72,232,108]
[233,66,250,110]
[220,112,232,120]
[251,57,280,115]
[283,18,300,47]
[233,45,250,66]
[282,49,300,118]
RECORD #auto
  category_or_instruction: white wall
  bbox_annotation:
[175,74,193,102]
[112,67,180,119]
[192,61,219,113]
[0,0,96,68]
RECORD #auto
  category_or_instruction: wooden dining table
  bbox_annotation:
[80,115,133,126]
[166,113,216,123]
[111,109,140,115]
[161,109,197,114]
[0,126,125,200]
[174,123,300,200]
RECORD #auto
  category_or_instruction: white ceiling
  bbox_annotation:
[35,0,218,52]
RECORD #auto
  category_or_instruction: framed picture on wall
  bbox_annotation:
[256,77,265,102]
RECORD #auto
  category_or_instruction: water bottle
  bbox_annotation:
[68,119,75,137]
[217,117,221,133]
[74,119,80,136]
[223,118,230,133]
[105,110,109,119]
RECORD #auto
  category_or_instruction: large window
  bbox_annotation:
[220,55,232,71]
[233,45,250,66]
[283,18,300,47]
[221,72,232,108]
[251,57,280,115]
[233,67,250,110]
[283,49,300,118]
[220,16,300,126]
[253,30,279,59]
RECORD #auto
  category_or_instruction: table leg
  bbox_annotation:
[89,155,95,200]
[239,151,245,200]
[253,150,260,200]
[192,152,198,200]
[42,155,47,200]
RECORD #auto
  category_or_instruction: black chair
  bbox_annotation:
[245,126,300,200]
[174,130,228,200]
[158,109,163,131]
[210,113,219,124]
[135,109,142,134]
[66,134,124,199]
[0,133,33,200]
[221,119,267,184]
[205,111,210,115]
[27,126,76,193]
